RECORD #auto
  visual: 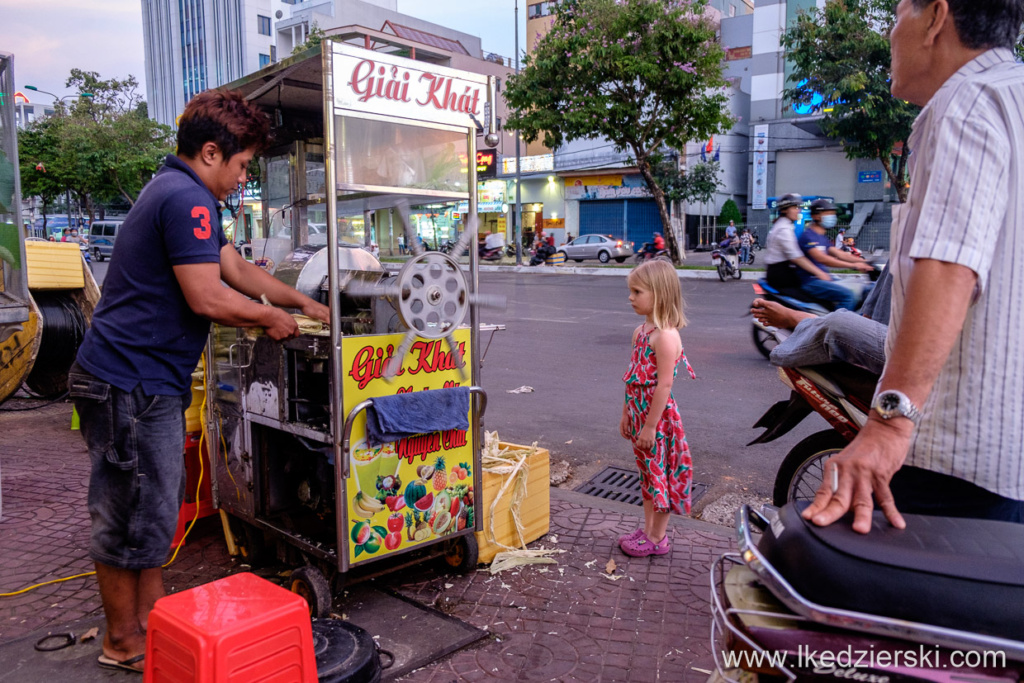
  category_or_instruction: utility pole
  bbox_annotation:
[514,0,523,266]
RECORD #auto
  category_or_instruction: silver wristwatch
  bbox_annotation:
[872,389,922,425]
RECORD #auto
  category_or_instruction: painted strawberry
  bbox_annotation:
[432,456,447,491]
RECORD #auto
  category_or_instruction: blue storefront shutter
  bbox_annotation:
[579,200,626,239]
[626,199,661,249]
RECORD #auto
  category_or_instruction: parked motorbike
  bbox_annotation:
[712,503,1024,683]
[749,362,875,506]
[712,247,742,281]
[634,243,669,263]
[439,239,456,254]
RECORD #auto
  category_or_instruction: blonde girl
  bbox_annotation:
[618,259,696,557]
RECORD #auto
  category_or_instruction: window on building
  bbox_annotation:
[258,15,271,36]
[270,45,277,63]
[259,53,271,69]
[729,5,736,16]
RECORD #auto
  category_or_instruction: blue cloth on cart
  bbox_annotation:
[366,386,471,447]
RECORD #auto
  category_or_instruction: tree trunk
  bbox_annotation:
[635,156,681,264]
[880,151,910,204]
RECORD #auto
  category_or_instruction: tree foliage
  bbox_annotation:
[18,70,174,226]
[718,198,742,226]
[505,0,733,261]
[782,0,919,202]
[653,158,721,205]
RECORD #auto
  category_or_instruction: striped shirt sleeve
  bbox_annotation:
[908,114,1009,293]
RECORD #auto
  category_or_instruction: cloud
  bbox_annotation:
[2,0,146,102]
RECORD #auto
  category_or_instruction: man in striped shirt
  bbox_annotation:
[804,0,1024,533]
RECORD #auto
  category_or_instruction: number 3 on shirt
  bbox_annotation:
[192,206,212,240]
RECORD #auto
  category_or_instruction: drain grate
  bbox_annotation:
[576,466,708,507]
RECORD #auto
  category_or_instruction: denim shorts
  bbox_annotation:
[69,363,189,570]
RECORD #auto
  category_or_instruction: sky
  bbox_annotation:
[1,0,522,105]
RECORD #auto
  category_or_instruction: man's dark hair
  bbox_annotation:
[910,0,1024,51]
[176,90,270,160]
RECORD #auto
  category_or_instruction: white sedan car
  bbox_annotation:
[558,234,634,263]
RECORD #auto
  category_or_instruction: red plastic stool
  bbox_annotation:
[144,573,317,682]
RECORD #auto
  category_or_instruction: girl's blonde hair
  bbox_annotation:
[628,259,687,330]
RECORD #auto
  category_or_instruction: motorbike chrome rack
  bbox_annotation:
[734,504,1024,662]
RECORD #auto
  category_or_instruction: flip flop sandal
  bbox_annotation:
[98,653,145,674]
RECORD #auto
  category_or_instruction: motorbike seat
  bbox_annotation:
[759,503,1024,642]
[799,363,879,410]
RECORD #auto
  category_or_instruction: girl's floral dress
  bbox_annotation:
[622,325,696,515]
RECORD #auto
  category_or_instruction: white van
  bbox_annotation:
[88,220,124,261]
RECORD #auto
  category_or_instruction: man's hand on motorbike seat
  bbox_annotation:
[802,417,913,534]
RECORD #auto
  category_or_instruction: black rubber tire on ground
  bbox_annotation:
[291,565,334,618]
[772,430,849,507]
[747,252,755,265]
[93,248,104,262]
[615,257,627,263]
[733,264,743,280]
[574,259,583,263]
[752,322,778,359]
[598,251,610,263]
[440,534,479,574]
[717,261,728,281]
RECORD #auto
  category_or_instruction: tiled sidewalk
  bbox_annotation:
[1,401,732,681]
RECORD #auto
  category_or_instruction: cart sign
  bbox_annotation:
[342,330,475,566]
[333,43,489,128]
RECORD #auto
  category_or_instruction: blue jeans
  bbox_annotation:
[770,309,888,374]
[69,363,188,570]
[740,246,750,264]
[800,278,858,312]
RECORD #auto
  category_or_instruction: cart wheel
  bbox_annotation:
[291,566,333,618]
[441,534,479,574]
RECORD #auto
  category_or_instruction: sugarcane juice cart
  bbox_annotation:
[207,41,501,615]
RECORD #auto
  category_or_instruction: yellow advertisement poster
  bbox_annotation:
[342,330,474,566]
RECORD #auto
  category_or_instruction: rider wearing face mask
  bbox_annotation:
[796,199,875,311]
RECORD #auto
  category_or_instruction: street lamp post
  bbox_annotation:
[24,86,94,236]
[514,0,524,266]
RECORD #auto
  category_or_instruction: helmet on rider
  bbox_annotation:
[776,193,803,210]
[809,198,837,215]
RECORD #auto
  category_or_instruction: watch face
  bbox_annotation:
[880,393,901,412]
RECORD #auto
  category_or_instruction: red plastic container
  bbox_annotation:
[171,431,217,550]
[144,573,317,683]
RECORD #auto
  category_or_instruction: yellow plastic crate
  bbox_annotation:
[25,242,85,290]
[476,443,551,564]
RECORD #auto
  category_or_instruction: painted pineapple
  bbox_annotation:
[405,511,415,541]
[432,456,447,491]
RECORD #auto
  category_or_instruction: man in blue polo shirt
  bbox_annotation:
[68,90,329,674]
[796,199,874,310]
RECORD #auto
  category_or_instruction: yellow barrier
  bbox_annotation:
[25,242,85,290]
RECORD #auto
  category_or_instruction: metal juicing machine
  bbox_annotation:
[207,41,502,614]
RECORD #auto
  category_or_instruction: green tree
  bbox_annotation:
[293,24,327,55]
[782,0,919,203]
[718,198,742,226]
[18,70,174,224]
[505,0,733,261]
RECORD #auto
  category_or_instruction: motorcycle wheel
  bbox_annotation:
[732,264,742,280]
[773,430,849,507]
[717,261,727,282]
[747,252,755,265]
[751,322,778,359]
